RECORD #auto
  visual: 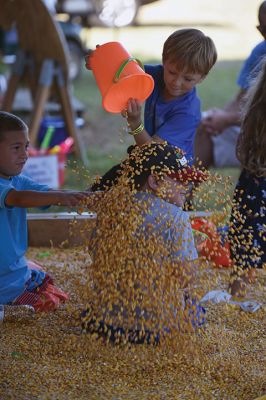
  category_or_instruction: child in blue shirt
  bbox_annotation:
[125,29,217,163]
[89,29,217,191]
[0,111,91,310]
[82,142,208,344]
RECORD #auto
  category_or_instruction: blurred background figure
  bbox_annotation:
[43,0,57,14]
[194,1,266,169]
[228,56,266,296]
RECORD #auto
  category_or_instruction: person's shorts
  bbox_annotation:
[81,298,205,345]
[81,310,160,345]
[212,126,241,167]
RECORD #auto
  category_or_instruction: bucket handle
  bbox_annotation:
[113,57,144,83]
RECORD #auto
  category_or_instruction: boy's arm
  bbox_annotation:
[86,50,158,147]
[123,98,152,145]
[5,189,96,208]
[131,129,163,147]
[201,89,246,134]
[123,98,164,146]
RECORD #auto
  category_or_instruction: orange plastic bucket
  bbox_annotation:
[90,42,154,113]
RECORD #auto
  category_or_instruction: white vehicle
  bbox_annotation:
[56,0,159,28]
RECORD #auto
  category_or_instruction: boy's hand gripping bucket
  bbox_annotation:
[89,42,154,113]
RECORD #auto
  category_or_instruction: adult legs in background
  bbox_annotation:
[194,125,241,169]
[194,124,214,169]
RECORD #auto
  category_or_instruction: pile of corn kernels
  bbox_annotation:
[0,246,265,399]
[0,162,265,400]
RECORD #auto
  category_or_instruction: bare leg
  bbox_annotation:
[194,124,214,169]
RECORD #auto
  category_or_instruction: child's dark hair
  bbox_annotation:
[125,142,184,190]
[162,28,217,75]
[258,1,266,20]
[257,2,266,39]
[0,111,28,141]
[237,57,266,176]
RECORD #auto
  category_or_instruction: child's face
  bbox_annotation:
[163,60,204,100]
[0,129,29,179]
[157,175,189,208]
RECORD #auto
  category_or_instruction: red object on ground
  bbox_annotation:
[191,218,232,268]
[13,260,69,312]
[33,283,68,312]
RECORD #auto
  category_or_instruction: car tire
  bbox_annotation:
[67,40,83,80]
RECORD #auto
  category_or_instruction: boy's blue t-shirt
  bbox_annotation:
[0,174,50,304]
[144,64,201,163]
[237,40,266,90]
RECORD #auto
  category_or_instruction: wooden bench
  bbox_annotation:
[27,211,214,247]
[27,212,97,247]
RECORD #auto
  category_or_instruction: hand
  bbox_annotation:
[5,189,94,209]
[56,191,92,207]
[122,98,143,131]
[201,108,232,135]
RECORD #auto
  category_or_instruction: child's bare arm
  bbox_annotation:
[5,189,93,208]
[122,98,164,146]
[202,90,245,134]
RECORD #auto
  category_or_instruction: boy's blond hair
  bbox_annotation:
[162,28,217,76]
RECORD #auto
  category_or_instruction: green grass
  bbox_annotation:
[197,60,243,109]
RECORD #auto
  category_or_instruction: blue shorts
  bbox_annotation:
[81,297,205,345]
[81,312,160,345]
